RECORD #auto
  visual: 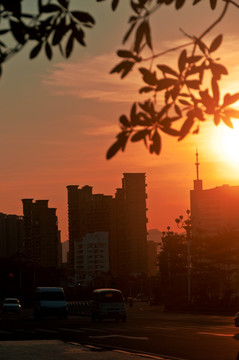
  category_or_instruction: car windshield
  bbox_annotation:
[37,292,65,301]
[5,299,19,304]
[98,291,123,303]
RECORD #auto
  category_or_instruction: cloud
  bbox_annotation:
[43,53,141,103]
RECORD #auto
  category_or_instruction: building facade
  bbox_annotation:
[0,213,24,258]
[67,185,116,284]
[190,152,239,237]
[67,173,148,284]
[21,199,62,268]
[115,173,148,276]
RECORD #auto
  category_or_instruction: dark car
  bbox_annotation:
[235,312,239,327]
[90,288,126,322]
[2,298,21,314]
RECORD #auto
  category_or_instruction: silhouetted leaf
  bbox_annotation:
[175,0,186,10]
[45,42,52,60]
[0,29,9,35]
[52,18,68,45]
[178,117,194,141]
[160,126,180,137]
[157,104,171,120]
[0,40,6,47]
[221,114,233,128]
[139,67,157,85]
[210,0,217,10]
[187,55,202,64]
[134,21,146,52]
[214,112,220,125]
[57,0,69,8]
[199,89,214,113]
[73,28,86,46]
[10,21,26,44]
[157,64,178,77]
[222,93,239,107]
[211,77,219,105]
[170,84,180,100]
[123,22,136,44]
[110,60,134,78]
[106,133,128,159]
[196,38,207,54]
[150,131,161,155]
[224,108,239,119]
[193,125,200,134]
[178,99,191,106]
[131,129,150,142]
[194,107,204,121]
[139,100,154,115]
[130,103,138,125]
[41,4,61,12]
[2,0,21,16]
[119,115,131,127]
[157,78,177,91]
[117,50,134,58]
[71,11,95,24]
[193,0,202,4]
[65,33,74,58]
[139,86,154,93]
[137,112,152,126]
[178,49,187,73]
[209,34,223,53]
[144,20,152,50]
[174,104,182,116]
[210,63,228,80]
[130,1,140,14]
[30,42,42,59]
[185,80,200,89]
[112,0,120,10]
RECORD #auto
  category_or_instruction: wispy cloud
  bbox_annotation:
[43,53,141,103]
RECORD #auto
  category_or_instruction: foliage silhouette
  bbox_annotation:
[0,0,238,158]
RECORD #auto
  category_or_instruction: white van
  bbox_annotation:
[90,288,126,322]
[33,287,68,319]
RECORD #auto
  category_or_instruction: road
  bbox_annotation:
[1,302,239,360]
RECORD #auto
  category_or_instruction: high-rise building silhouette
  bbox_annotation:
[67,173,148,284]
[190,151,239,237]
[21,199,62,267]
[0,213,24,258]
[115,173,148,276]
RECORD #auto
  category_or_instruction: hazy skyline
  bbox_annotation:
[0,1,239,241]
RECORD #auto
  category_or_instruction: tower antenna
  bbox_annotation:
[195,149,200,180]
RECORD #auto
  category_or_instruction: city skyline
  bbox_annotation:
[0,1,239,242]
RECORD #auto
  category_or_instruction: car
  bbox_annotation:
[235,312,239,327]
[33,287,68,319]
[2,298,21,314]
[90,288,126,322]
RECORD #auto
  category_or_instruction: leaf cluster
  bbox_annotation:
[0,0,238,160]
[0,0,119,75]
[106,0,239,159]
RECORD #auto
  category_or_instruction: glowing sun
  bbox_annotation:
[212,121,239,166]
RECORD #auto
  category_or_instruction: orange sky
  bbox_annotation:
[0,1,239,241]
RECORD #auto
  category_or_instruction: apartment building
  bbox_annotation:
[21,199,62,268]
[0,213,24,258]
[67,173,148,283]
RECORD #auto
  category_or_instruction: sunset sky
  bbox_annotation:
[0,0,239,241]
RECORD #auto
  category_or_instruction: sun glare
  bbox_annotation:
[211,120,239,166]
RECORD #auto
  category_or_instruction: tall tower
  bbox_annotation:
[117,173,148,276]
[193,149,203,191]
